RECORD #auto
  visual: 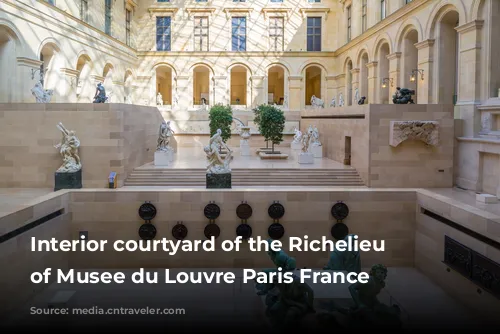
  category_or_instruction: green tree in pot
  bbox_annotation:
[209,104,233,152]
[259,105,285,154]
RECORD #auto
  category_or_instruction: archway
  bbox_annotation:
[268,65,285,105]
[305,65,322,106]
[193,65,210,106]
[401,29,419,102]
[377,43,390,104]
[103,63,114,102]
[230,65,248,106]
[156,66,173,106]
[345,59,353,106]
[359,52,369,102]
[76,54,93,102]
[436,11,459,104]
[39,43,61,98]
[0,25,19,102]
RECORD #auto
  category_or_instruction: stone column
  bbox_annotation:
[387,52,402,104]
[415,39,435,104]
[213,76,228,105]
[60,68,80,103]
[366,61,378,104]
[326,75,336,106]
[288,76,302,111]
[456,20,484,137]
[176,75,190,111]
[350,68,360,105]
[250,75,265,108]
[17,57,43,102]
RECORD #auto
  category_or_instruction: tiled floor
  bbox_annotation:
[138,147,353,170]
[0,188,53,217]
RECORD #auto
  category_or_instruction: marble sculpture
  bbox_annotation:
[157,120,175,151]
[31,81,53,103]
[54,122,81,173]
[205,129,232,174]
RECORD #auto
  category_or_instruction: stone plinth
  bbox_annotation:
[240,140,251,156]
[255,148,273,153]
[389,120,439,147]
[298,152,314,164]
[291,142,302,150]
[54,169,82,191]
[311,145,323,158]
[476,193,499,204]
[258,152,289,160]
[206,173,232,189]
[154,150,173,166]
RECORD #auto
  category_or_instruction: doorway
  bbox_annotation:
[344,136,351,165]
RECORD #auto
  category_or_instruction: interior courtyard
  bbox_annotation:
[1,0,500,331]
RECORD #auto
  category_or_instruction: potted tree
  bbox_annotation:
[253,104,271,151]
[259,105,285,154]
[208,104,233,153]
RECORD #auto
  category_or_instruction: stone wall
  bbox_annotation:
[301,104,454,187]
[69,189,416,269]
[0,191,71,315]
[415,190,500,322]
[0,104,162,188]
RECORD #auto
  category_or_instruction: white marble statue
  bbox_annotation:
[174,91,179,106]
[354,88,360,104]
[339,93,345,107]
[31,81,53,103]
[125,95,132,104]
[239,126,251,140]
[156,93,163,106]
[157,120,175,151]
[330,97,336,108]
[292,127,302,144]
[204,129,232,174]
[310,95,325,109]
[301,131,310,153]
[283,94,289,109]
[310,126,322,147]
[54,122,81,173]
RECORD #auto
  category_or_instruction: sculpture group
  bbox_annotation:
[157,120,175,152]
[54,122,81,173]
[392,87,415,104]
[31,81,53,103]
[204,129,232,174]
[256,235,401,331]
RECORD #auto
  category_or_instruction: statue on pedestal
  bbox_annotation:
[392,87,415,104]
[205,129,232,174]
[311,95,325,109]
[157,120,175,152]
[308,126,322,147]
[301,131,310,153]
[323,234,361,273]
[358,96,366,105]
[354,88,360,105]
[156,93,163,106]
[31,81,53,103]
[330,97,336,108]
[338,93,344,107]
[93,83,107,103]
[54,122,81,173]
[292,127,302,144]
[346,264,402,329]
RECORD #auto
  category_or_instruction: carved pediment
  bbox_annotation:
[389,121,439,147]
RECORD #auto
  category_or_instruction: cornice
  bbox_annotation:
[455,20,484,34]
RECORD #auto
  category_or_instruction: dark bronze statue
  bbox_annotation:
[392,87,415,104]
[358,96,366,105]
[93,83,107,103]
[323,234,361,273]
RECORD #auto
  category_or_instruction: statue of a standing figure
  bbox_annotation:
[31,81,53,103]
[283,94,289,109]
[346,264,402,329]
[204,129,232,174]
[93,83,107,103]
[301,131,310,153]
[54,123,81,173]
[330,97,336,108]
[354,88,360,105]
[309,126,322,147]
[338,93,344,107]
[157,120,175,152]
[156,93,163,106]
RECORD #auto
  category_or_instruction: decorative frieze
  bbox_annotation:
[389,120,439,147]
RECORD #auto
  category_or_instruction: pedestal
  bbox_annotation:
[54,169,82,191]
[240,140,251,156]
[298,152,314,164]
[206,173,232,189]
[311,145,323,158]
[154,150,173,166]
[291,142,302,150]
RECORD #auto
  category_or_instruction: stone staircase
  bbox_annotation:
[124,167,365,187]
